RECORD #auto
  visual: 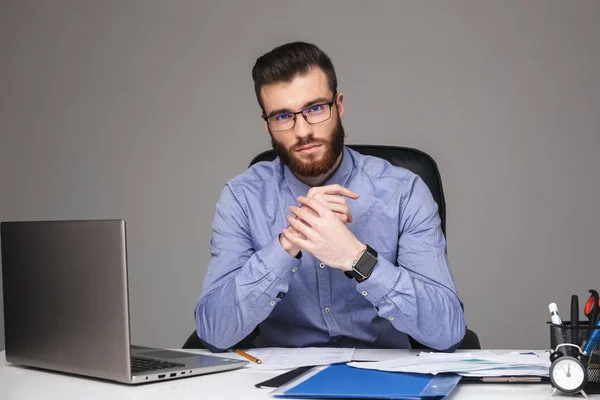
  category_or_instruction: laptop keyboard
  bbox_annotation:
[131,356,186,374]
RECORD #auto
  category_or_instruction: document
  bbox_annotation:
[242,347,355,371]
[347,351,551,377]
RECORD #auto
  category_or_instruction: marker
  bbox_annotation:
[549,303,564,325]
[571,295,579,327]
[549,303,567,347]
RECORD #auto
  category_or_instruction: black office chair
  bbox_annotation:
[183,145,480,350]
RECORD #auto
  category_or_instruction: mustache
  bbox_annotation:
[292,137,327,151]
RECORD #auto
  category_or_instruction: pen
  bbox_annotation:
[571,295,579,327]
[235,349,262,364]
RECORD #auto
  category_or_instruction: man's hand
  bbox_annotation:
[280,185,358,257]
[279,207,318,257]
[282,196,366,271]
[279,225,303,257]
[279,184,358,257]
[307,184,358,224]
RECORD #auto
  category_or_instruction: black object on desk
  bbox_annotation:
[461,376,546,383]
[254,361,377,389]
[255,366,314,389]
[571,294,579,327]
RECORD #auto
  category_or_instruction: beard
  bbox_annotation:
[270,115,346,178]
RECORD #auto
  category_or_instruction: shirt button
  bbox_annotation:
[324,307,330,313]
[292,267,297,273]
[270,301,275,306]
[388,316,394,321]
[362,291,368,296]
[319,263,325,269]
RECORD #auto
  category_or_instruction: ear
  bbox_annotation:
[336,92,345,119]
[261,112,269,133]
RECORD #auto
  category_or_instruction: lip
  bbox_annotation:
[296,144,321,154]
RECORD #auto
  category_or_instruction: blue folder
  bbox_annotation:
[273,364,461,399]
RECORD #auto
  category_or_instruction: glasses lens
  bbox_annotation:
[303,104,332,124]
[268,113,295,131]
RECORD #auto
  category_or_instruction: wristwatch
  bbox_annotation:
[344,245,378,282]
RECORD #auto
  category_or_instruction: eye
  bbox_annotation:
[274,113,293,122]
[307,105,324,113]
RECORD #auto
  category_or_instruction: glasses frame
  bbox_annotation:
[263,92,338,132]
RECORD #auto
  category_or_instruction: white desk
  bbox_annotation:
[1,349,598,399]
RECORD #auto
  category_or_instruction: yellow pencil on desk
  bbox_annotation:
[235,349,262,364]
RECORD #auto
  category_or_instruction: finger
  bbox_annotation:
[312,194,353,223]
[308,184,358,199]
[290,205,319,227]
[319,194,349,205]
[281,225,312,250]
[332,211,349,224]
[308,184,359,199]
[295,216,311,228]
[297,196,331,217]
[285,225,307,240]
[286,214,317,241]
[326,203,353,223]
[313,193,326,203]
[299,205,319,217]
[318,200,347,215]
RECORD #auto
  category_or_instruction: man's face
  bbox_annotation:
[260,67,345,177]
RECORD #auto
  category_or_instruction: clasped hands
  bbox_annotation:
[279,184,366,272]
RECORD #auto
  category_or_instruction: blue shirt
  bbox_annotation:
[195,146,465,351]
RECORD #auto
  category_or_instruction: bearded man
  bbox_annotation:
[194,41,466,352]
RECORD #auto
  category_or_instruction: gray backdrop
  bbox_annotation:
[1,0,599,351]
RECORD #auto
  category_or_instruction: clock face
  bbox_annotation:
[550,357,586,392]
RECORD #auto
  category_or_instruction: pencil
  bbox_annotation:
[235,349,262,364]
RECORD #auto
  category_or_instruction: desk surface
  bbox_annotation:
[1,349,597,399]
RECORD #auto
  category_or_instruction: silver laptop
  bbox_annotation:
[0,219,247,384]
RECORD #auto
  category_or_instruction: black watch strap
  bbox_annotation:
[345,245,378,281]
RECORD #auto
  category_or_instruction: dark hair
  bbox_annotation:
[252,41,337,112]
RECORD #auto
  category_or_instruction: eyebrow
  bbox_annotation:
[266,96,333,117]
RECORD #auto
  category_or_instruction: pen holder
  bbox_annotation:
[549,322,600,385]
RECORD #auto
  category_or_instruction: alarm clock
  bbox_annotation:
[549,344,588,398]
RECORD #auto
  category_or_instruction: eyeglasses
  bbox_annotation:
[263,93,337,132]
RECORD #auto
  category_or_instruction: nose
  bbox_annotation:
[293,114,313,138]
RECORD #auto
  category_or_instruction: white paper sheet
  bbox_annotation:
[347,351,550,377]
[239,347,355,371]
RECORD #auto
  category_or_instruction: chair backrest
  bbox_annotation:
[249,145,447,235]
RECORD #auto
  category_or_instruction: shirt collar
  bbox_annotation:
[283,146,354,198]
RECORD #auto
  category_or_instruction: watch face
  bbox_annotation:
[550,357,587,393]
[355,250,377,276]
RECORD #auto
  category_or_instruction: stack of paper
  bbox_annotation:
[347,351,550,377]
